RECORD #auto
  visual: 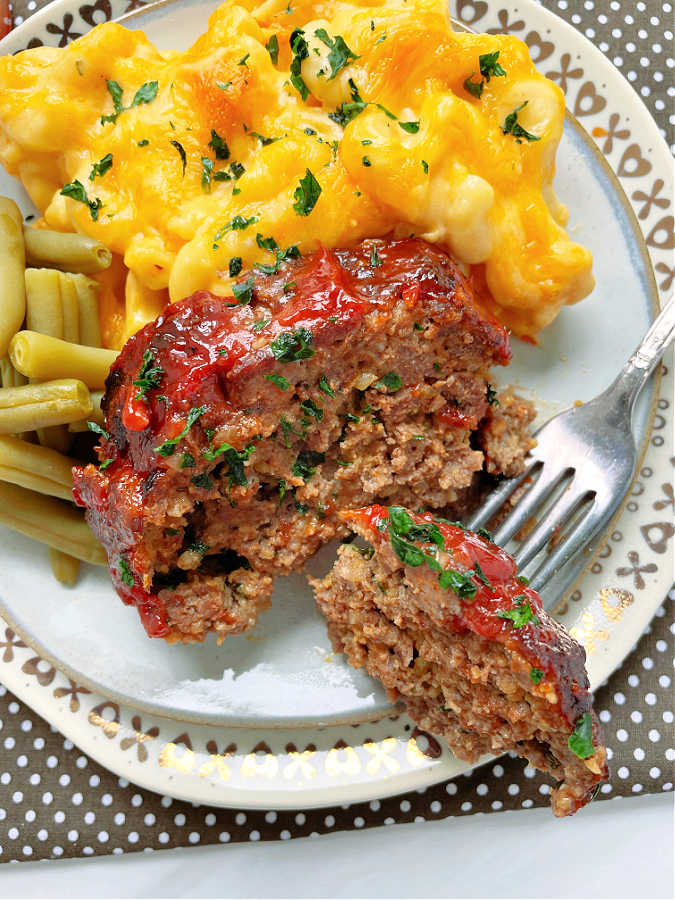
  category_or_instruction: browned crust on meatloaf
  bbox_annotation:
[311,511,608,817]
[74,238,533,643]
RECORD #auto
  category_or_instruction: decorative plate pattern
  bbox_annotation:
[0,0,672,809]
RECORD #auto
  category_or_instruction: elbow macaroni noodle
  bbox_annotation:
[0,0,593,338]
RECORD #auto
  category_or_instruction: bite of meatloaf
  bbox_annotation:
[73,237,534,643]
[311,505,608,816]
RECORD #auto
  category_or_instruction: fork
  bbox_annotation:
[467,294,675,608]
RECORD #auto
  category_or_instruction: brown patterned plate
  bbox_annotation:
[0,0,672,807]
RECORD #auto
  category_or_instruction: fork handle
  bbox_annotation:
[605,293,675,416]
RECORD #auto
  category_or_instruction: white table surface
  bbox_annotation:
[0,792,672,899]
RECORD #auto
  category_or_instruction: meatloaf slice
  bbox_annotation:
[73,238,532,643]
[311,505,608,816]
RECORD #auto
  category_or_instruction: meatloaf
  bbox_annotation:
[312,505,608,816]
[73,237,534,643]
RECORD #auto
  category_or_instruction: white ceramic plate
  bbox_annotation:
[0,0,672,808]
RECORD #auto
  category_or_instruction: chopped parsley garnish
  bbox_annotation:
[279,414,304,448]
[313,28,358,79]
[517,574,530,586]
[270,327,314,362]
[421,160,429,174]
[496,595,541,628]
[487,383,500,406]
[568,712,595,760]
[213,214,259,250]
[201,442,255,487]
[191,472,214,490]
[170,140,187,176]
[180,452,196,468]
[374,371,402,392]
[289,29,310,101]
[216,81,232,91]
[154,406,205,457]
[472,561,493,591]
[361,155,372,167]
[437,568,478,598]
[265,373,290,391]
[502,101,541,143]
[477,527,493,542]
[132,350,163,401]
[480,51,507,81]
[250,131,279,146]
[369,244,382,267]
[463,51,506,99]
[283,282,296,293]
[251,319,270,333]
[374,103,396,119]
[361,139,372,146]
[201,156,214,191]
[530,667,544,685]
[300,398,323,421]
[186,539,209,557]
[101,79,158,125]
[60,181,102,221]
[265,34,279,65]
[118,557,134,587]
[292,449,325,481]
[238,53,250,67]
[413,322,425,332]
[232,276,256,305]
[138,139,149,147]
[399,120,420,134]
[256,233,279,252]
[293,168,322,216]
[89,153,113,181]
[318,375,335,398]
[329,78,367,127]
[209,129,230,160]
[100,458,114,471]
[229,257,243,277]
[87,421,110,441]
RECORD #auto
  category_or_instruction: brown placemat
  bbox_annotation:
[0,593,672,859]
[0,0,673,863]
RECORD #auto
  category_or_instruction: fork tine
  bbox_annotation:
[528,501,604,593]
[512,487,596,570]
[466,460,543,532]
[490,466,574,547]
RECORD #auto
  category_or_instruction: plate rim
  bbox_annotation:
[0,0,672,809]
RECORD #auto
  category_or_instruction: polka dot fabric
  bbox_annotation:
[0,0,673,863]
[0,593,671,861]
[541,0,675,153]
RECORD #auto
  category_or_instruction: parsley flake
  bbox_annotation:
[60,180,102,221]
[289,29,310,101]
[313,28,358,80]
[369,244,382,267]
[502,101,541,143]
[170,140,187,176]
[89,153,113,181]
[496,595,541,628]
[118,557,134,587]
[228,257,243,277]
[209,129,230,160]
[265,373,290,391]
[292,449,325,481]
[530,667,544,685]
[399,120,420,134]
[154,406,205,457]
[265,34,279,65]
[132,350,163,401]
[568,712,595,760]
[232,276,256,305]
[270,327,314,362]
[374,371,402,392]
[292,168,322,216]
[318,375,335,398]
[87,421,110,441]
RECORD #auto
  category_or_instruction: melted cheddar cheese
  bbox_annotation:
[0,0,594,342]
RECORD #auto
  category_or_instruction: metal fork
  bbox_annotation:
[467,294,675,608]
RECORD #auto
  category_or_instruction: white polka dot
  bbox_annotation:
[71,792,83,806]
[54,811,65,824]
[188,832,200,844]
[128,832,139,844]
[89,775,100,788]
[492,764,504,777]
[3,738,14,750]
[101,794,113,807]
[324,814,335,827]
[24,810,35,823]
[353,816,365,828]
[634,747,645,761]
[114,812,125,826]
[118,778,129,788]
[161,796,172,808]
[616,728,629,742]
[58,774,70,787]
[649,729,661,742]
[67,830,78,842]
[75,756,87,769]
[0,773,10,785]
[131,794,142,808]
[642,657,654,670]
[174,813,186,826]
[430,800,441,813]
[460,802,472,812]
[63,739,73,751]
[650,767,661,778]
[523,765,536,779]
[663,712,673,724]
[632,783,644,793]
[627,674,639,687]
[655,639,667,653]
[32,738,44,751]
[521,799,533,809]
[52,846,63,857]
[41,792,53,805]
[659,675,671,688]
[476,783,488,796]
[37,829,48,842]
[158,832,170,844]
[614,692,626,705]
[400,800,411,812]
[617,766,630,779]
[279,830,291,841]
[8,827,19,840]
[29,774,40,786]
[144,813,156,826]
[631,710,643,723]
[507,783,520,796]
[264,811,276,824]
[445,783,457,795]
[46,756,57,769]
[249,831,260,841]
[22,846,33,857]
[97,831,109,843]
[665,749,675,761]
[84,812,95,825]
[11,791,22,804]
[235,812,246,825]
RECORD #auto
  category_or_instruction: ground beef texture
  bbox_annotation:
[311,505,609,816]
